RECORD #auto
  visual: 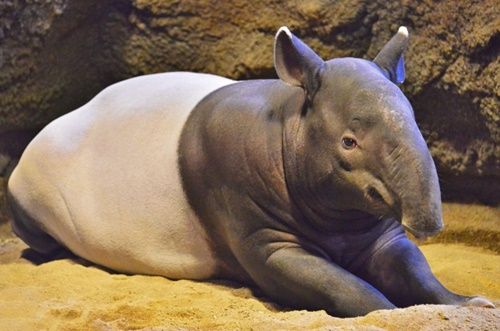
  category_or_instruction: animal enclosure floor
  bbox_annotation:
[0,203,499,330]
[0,242,498,330]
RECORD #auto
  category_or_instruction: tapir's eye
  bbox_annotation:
[341,137,357,150]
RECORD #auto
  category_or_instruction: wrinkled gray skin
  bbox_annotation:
[178,28,493,316]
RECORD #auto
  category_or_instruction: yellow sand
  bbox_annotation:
[0,239,498,330]
[0,202,498,330]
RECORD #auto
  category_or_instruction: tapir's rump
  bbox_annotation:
[8,72,234,279]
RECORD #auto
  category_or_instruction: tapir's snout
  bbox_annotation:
[380,120,444,239]
[396,148,444,239]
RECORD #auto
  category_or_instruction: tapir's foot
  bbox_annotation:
[462,296,495,308]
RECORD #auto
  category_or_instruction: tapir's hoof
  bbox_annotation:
[463,296,496,308]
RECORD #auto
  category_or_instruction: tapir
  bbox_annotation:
[7,26,494,317]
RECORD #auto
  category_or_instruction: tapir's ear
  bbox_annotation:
[274,26,324,93]
[373,26,409,85]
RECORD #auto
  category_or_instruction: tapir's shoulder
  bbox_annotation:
[192,78,304,124]
[179,78,301,196]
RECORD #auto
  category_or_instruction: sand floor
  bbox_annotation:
[0,203,498,330]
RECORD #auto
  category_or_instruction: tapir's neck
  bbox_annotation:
[284,180,381,234]
[281,94,379,234]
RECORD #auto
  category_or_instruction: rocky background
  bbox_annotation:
[0,0,498,224]
[0,2,499,329]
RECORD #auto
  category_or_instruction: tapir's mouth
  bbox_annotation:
[365,186,401,220]
[401,220,443,240]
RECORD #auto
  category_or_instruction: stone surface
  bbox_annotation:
[0,0,498,210]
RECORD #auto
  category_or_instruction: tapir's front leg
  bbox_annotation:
[233,228,395,317]
[356,228,495,308]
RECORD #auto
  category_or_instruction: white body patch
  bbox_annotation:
[8,72,235,279]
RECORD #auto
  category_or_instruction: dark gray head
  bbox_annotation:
[275,26,443,238]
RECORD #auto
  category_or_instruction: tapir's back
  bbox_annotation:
[8,72,234,278]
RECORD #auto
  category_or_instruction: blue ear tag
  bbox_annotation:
[394,55,405,84]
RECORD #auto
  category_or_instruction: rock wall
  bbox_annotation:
[0,0,498,220]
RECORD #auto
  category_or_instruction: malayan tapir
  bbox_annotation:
[7,26,494,317]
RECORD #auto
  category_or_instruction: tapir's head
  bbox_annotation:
[275,26,443,238]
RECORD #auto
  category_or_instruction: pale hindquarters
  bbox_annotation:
[8,72,234,279]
